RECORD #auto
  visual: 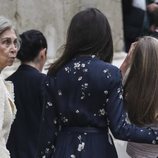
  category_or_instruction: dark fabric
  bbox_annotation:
[122,0,133,14]
[146,0,158,27]
[37,55,158,158]
[53,128,117,158]
[146,0,155,5]
[6,64,47,158]
[122,0,146,52]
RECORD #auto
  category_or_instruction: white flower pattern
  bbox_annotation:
[39,55,158,158]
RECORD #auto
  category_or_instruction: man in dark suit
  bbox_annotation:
[6,30,48,158]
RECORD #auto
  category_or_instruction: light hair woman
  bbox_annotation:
[0,16,20,158]
[121,36,158,158]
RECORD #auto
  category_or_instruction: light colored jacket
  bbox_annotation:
[0,75,16,158]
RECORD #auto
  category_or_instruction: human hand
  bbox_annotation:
[120,42,137,77]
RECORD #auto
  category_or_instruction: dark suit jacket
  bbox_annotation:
[122,0,146,52]
[6,64,47,158]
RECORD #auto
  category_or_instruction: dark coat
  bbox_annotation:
[6,64,47,158]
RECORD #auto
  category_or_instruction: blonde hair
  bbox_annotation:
[124,36,158,126]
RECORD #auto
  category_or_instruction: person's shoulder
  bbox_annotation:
[91,58,120,73]
[27,67,47,79]
[89,58,122,82]
[6,71,17,81]
[39,72,47,78]
[103,63,121,80]
[36,73,48,86]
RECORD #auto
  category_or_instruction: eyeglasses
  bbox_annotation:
[0,37,21,50]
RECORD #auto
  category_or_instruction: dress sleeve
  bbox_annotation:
[106,68,158,144]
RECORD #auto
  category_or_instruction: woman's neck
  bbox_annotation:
[22,61,40,72]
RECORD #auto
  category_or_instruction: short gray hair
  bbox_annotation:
[0,16,21,49]
[0,16,13,35]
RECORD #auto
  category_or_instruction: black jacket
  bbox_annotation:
[6,64,47,158]
[122,0,146,51]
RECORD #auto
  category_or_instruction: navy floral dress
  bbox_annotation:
[37,55,158,158]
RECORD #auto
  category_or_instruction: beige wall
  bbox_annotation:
[0,0,124,59]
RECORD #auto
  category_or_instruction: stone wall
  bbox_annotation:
[0,0,125,77]
[0,0,124,58]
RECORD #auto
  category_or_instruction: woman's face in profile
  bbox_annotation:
[0,28,18,69]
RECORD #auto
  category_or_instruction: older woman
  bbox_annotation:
[0,16,20,158]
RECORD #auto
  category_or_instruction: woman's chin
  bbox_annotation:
[7,60,14,66]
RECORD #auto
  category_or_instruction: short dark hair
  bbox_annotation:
[48,8,113,75]
[17,29,47,62]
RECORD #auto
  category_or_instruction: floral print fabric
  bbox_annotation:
[37,55,158,158]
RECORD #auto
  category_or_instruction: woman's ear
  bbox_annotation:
[39,48,47,60]
[37,48,47,72]
[41,48,47,56]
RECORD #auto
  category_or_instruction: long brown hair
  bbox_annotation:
[48,8,113,75]
[124,36,158,126]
